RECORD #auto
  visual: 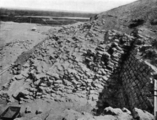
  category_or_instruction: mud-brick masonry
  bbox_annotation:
[98,30,155,114]
[118,49,154,112]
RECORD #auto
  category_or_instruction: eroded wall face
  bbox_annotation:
[98,37,154,114]
[118,49,153,112]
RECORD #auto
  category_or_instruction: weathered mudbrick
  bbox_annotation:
[120,49,153,111]
[96,30,155,114]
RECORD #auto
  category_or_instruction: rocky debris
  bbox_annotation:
[35,108,43,114]
[25,106,32,113]
[104,107,123,115]
[0,17,156,120]
[122,108,131,115]
[30,117,42,120]
[0,24,136,109]
[2,0,157,119]
[46,108,153,120]
[14,118,24,120]
[134,108,154,120]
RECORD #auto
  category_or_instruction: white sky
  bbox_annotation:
[0,0,137,13]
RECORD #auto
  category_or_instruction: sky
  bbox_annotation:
[0,0,137,13]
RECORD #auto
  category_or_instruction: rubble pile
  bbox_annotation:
[0,21,155,120]
[2,0,157,119]
[0,23,136,106]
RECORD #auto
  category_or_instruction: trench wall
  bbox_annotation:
[98,45,154,114]
[118,49,153,111]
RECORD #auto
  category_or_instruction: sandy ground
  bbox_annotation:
[0,22,59,85]
[0,22,52,46]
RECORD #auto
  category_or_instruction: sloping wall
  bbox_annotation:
[97,31,154,115]
[118,49,153,112]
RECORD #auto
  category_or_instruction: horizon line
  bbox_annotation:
[0,7,100,14]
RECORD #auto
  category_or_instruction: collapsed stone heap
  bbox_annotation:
[0,24,133,102]
[0,22,155,117]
